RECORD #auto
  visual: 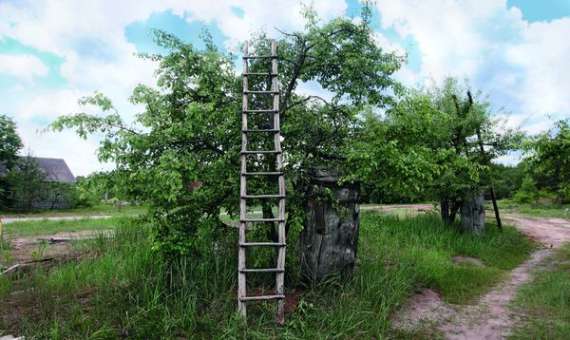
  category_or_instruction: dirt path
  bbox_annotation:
[393,214,570,340]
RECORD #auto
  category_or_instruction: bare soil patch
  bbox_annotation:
[2,230,112,266]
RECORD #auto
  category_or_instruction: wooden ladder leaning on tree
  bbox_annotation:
[238,40,287,324]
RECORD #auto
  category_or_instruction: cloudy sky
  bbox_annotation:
[1,0,569,176]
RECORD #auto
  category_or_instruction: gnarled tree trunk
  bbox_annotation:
[460,193,485,234]
[300,169,360,283]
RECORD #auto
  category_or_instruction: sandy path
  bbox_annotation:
[393,214,570,340]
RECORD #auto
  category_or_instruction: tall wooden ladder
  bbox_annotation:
[238,40,286,324]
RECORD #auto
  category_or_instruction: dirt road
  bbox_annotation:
[393,214,570,340]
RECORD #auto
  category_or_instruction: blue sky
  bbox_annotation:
[0,0,569,175]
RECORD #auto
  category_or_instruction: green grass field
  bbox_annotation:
[0,203,146,219]
[2,217,128,237]
[497,200,570,220]
[0,211,535,338]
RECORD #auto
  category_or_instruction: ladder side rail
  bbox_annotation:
[238,41,249,318]
[271,40,287,325]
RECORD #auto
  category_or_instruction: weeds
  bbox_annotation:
[511,244,570,339]
[0,212,535,338]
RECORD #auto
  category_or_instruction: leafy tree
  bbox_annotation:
[0,114,22,168]
[490,163,525,200]
[513,175,539,204]
[348,78,519,225]
[51,6,402,256]
[525,119,570,203]
[0,114,23,208]
[5,155,47,211]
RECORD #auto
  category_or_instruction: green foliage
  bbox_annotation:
[513,175,539,204]
[524,119,570,203]
[0,212,534,338]
[490,163,525,200]
[51,7,403,256]
[0,114,22,169]
[0,114,23,208]
[4,155,48,211]
[348,78,520,222]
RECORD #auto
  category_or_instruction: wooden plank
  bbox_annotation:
[240,294,285,301]
[272,40,286,326]
[238,41,249,319]
[240,242,286,247]
[240,268,285,273]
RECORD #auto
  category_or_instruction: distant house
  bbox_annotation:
[0,157,76,210]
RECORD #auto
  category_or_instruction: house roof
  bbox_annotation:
[0,157,76,183]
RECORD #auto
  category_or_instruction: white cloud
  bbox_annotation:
[374,0,570,137]
[1,0,569,174]
[0,54,48,82]
[0,0,346,175]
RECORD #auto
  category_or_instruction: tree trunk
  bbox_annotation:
[460,193,485,234]
[300,168,360,283]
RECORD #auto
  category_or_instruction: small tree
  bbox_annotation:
[348,78,520,230]
[0,114,23,208]
[525,119,570,203]
[51,5,402,259]
[5,155,47,211]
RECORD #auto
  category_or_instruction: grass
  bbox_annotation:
[510,244,570,340]
[0,203,146,219]
[0,211,535,339]
[497,199,570,220]
[2,216,128,237]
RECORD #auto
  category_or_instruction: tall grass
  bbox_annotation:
[0,212,534,338]
[511,244,570,339]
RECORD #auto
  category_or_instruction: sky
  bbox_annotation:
[0,0,569,176]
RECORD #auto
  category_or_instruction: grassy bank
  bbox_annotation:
[497,200,570,220]
[2,216,128,237]
[0,204,146,219]
[0,212,534,338]
[511,244,570,339]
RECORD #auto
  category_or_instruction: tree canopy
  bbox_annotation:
[51,7,403,255]
[0,114,22,170]
[524,119,570,203]
[347,78,520,224]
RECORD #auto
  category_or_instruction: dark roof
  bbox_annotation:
[0,157,75,183]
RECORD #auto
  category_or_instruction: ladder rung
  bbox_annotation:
[243,72,277,76]
[242,172,283,176]
[240,268,284,273]
[244,109,279,113]
[241,217,285,223]
[240,294,285,302]
[242,129,279,133]
[240,242,286,247]
[243,56,277,59]
[241,150,281,155]
[242,194,285,199]
[244,90,279,94]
